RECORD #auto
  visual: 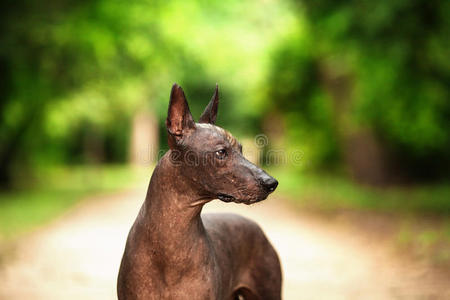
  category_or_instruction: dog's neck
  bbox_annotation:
[146,151,210,212]
[137,152,212,272]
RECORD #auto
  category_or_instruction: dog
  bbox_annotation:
[117,83,282,299]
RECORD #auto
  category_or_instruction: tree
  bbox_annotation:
[267,0,450,183]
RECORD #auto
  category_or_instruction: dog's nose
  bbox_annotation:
[261,177,278,193]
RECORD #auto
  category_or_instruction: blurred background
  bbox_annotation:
[0,0,449,298]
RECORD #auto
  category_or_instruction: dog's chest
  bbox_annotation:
[159,276,219,300]
[146,248,223,299]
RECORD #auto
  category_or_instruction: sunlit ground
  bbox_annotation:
[0,166,147,240]
[0,166,449,299]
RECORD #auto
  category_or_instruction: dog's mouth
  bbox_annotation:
[217,193,235,202]
[217,193,268,205]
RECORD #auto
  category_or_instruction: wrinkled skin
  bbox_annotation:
[117,84,282,299]
[171,122,277,205]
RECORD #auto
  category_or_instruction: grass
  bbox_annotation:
[269,166,450,266]
[270,167,450,215]
[0,165,147,240]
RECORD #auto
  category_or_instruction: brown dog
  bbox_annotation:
[117,84,282,299]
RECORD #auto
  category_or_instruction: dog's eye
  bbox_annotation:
[215,149,227,160]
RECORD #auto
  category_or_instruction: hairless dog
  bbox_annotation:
[117,84,282,299]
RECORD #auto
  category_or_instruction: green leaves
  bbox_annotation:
[266,0,449,178]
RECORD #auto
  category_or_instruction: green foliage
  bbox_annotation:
[1,0,448,186]
[266,0,450,177]
[0,0,295,186]
[266,29,340,169]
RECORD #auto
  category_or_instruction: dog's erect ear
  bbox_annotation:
[199,84,219,124]
[166,84,195,147]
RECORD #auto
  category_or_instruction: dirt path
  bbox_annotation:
[0,188,448,300]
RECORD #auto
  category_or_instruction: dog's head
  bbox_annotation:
[166,83,278,204]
